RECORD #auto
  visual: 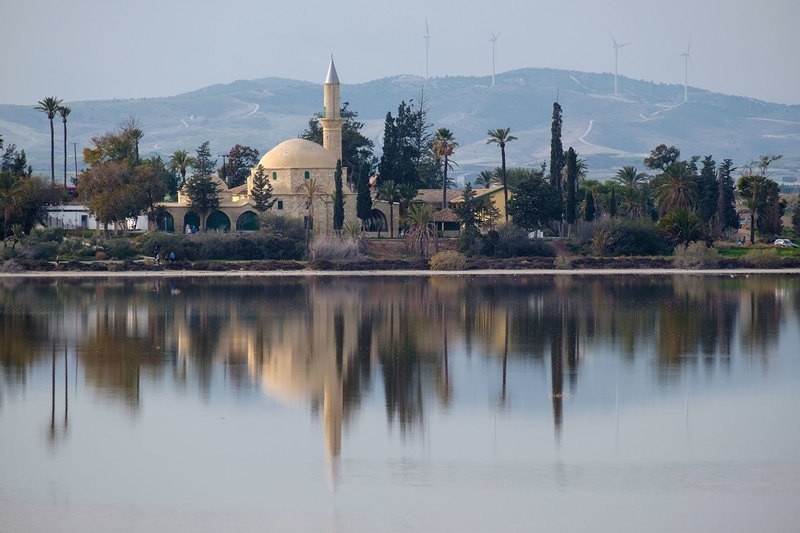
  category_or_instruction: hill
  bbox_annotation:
[2,68,799,185]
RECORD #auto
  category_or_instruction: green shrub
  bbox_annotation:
[673,241,721,269]
[105,238,138,260]
[29,227,66,243]
[592,219,672,256]
[493,223,555,258]
[429,250,467,271]
[743,248,782,267]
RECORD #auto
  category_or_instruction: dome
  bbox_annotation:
[258,138,338,170]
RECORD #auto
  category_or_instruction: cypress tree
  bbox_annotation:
[565,147,578,226]
[584,189,596,222]
[333,160,345,232]
[549,102,564,191]
[698,155,718,226]
[356,161,373,229]
[609,186,618,218]
[716,159,738,233]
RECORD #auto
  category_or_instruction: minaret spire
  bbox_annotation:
[321,56,344,162]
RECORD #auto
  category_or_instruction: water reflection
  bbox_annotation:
[1,274,799,460]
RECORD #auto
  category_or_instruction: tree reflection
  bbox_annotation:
[1,274,797,455]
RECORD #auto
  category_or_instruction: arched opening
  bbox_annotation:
[158,212,175,232]
[236,211,259,231]
[206,211,231,232]
[367,209,387,232]
[183,212,200,233]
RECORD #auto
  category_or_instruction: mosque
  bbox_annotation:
[155,58,382,235]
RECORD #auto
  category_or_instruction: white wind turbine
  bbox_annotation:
[490,31,500,87]
[680,37,692,103]
[424,20,431,80]
[610,32,629,96]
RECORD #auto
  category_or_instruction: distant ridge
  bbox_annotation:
[2,68,798,183]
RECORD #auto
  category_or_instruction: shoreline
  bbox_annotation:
[2,268,800,278]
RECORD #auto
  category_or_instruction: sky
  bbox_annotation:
[2,0,799,106]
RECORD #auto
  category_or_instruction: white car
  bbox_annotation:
[773,238,798,248]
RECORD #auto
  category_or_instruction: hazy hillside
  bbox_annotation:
[2,68,799,185]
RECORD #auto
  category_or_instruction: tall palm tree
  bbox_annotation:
[57,106,71,188]
[34,96,63,187]
[376,179,401,238]
[486,127,517,221]
[168,150,194,189]
[432,128,458,210]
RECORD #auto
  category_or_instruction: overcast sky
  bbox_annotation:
[2,0,798,106]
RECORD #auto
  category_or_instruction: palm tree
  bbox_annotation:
[57,106,71,188]
[613,165,649,218]
[295,178,325,248]
[613,165,648,190]
[398,182,418,219]
[34,97,63,187]
[653,162,698,213]
[404,203,437,257]
[376,179,401,238]
[432,128,458,210]
[168,150,194,189]
[486,127,517,221]
[474,170,498,189]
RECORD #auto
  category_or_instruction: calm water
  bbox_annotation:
[1,274,799,532]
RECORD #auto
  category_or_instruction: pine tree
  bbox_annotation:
[333,160,345,232]
[251,165,275,212]
[184,141,220,231]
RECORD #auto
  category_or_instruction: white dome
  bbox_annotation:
[258,138,338,170]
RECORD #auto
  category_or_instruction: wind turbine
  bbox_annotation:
[609,32,629,96]
[424,20,431,80]
[680,37,692,103]
[490,31,500,87]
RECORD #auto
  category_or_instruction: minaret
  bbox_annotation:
[320,56,344,163]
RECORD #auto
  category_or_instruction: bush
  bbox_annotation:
[135,230,305,261]
[105,238,138,260]
[493,223,555,258]
[309,237,365,260]
[259,213,306,241]
[742,248,782,268]
[592,219,673,256]
[429,250,467,271]
[673,241,721,269]
[554,256,573,270]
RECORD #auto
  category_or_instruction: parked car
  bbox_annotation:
[773,238,798,248]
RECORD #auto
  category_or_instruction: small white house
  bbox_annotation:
[45,204,148,232]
